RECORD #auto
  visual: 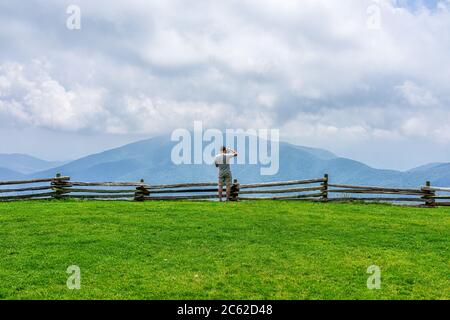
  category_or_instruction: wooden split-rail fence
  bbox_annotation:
[0,173,449,208]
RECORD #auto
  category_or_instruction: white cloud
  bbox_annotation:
[0,61,107,131]
[110,95,235,134]
[396,81,439,107]
[401,117,429,136]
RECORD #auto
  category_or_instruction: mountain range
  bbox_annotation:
[0,153,68,180]
[1,135,449,187]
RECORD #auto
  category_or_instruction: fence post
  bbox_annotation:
[230,179,240,202]
[51,173,70,200]
[321,174,329,201]
[134,179,149,201]
[421,181,436,208]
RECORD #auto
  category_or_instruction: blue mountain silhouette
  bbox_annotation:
[21,134,450,187]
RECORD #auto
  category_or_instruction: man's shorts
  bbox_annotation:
[218,171,232,186]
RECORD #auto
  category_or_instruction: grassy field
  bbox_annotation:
[0,200,448,300]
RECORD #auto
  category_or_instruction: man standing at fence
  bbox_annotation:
[214,146,238,201]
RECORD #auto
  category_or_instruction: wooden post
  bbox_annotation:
[134,179,149,201]
[51,173,70,199]
[421,181,436,208]
[230,179,240,202]
[321,174,329,201]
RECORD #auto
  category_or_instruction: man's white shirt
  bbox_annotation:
[214,153,235,164]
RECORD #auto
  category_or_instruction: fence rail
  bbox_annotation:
[0,173,449,207]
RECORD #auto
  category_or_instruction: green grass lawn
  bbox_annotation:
[0,200,448,300]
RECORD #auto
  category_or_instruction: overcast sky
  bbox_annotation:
[0,0,449,170]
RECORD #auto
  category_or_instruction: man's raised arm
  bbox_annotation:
[228,148,238,157]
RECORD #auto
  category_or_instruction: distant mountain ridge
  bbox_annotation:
[0,167,24,180]
[407,163,446,173]
[0,153,66,175]
[22,134,450,188]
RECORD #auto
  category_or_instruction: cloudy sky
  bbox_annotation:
[0,0,449,170]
